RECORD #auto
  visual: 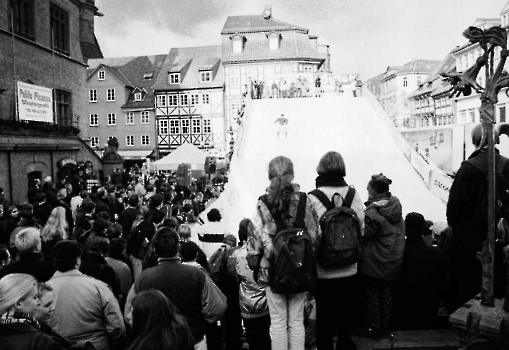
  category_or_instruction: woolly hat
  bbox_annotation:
[53,240,82,261]
[368,173,392,194]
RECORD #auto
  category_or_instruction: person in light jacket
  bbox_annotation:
[247,156,319,350]
[307,151,365,350]
[357,174,405,340]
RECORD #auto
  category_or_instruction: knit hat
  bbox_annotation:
[53,240,82,261]
[223,234,237,247]
[368,173,392,194]
[405,212,428,238]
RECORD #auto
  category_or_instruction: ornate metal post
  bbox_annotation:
[443,26,509,306]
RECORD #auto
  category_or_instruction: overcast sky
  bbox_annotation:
[95,0,507,80]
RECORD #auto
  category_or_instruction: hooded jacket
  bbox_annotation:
[359,193,405,280]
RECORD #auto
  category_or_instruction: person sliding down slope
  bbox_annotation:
[274,114,288,139]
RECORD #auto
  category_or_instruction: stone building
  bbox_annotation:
[0,0,103,204]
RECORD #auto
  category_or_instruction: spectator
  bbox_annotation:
[33,192,53,226]
[198,208,229,258]
[134,178,146,200]
[40,207,69,263]
[178,224,209,272]
[234,218,271,350]
[247,156,319,350]
[391,212,448,330]
[357,173,405,340]
[0,273,64,349]
[55,189,74,234]
[307,151,365,350]
[125,227,226,349]
[181,241,203,269]
[0,227,55,282]
[106,238,133,309]
[117,194,139,237]
[9,204,40,254]
[0,245,11,270]
[126,289,194,350]
[2,206,19,246]
[48,240,126,350]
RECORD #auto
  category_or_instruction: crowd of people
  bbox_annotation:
[0,122,507,350]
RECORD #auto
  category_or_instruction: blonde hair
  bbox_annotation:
[177,224,191,238]
[0,274,38,314]
[267,156,294,215]
[41,207,69,241]
[15,227,41,254]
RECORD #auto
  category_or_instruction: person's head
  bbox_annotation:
[85,236,110,256]
[93,217,110,235]
[177,224,191,242]
[41,207,68,242]
[0,245,11,267]
[0,273,40,315]
[109,238,127,259]
[316,151,346,178]
[180,241,200,262]
[148,194,163,209]
[152,227,180,258]
[36,192,46,204]
[15,227,42,254]
[367,173,392,198]
[7,205,19,218]
[107,223,122,239]
[33,283,54,325]
[267,156,295,214]
[53,240,82,272]
[82,198,96,214]
[129,289,194,350]
[207,208,221,222]
[128,194,140,208]
[238,218,252,245]
[405,212,428,240]
[223,234,237,249]
[146,184,155,193]
[57,188,67,201]
[471,123,500,149]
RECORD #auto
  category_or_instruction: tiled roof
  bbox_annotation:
[152,46,224,91]
[88,54,167,108]
[221,15,308,34]
[221,30,325,64]
[87,64,133,87]
[396,59,441,75]
[407,52,456,99]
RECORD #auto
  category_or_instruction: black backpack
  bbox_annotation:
[208,245,237,290]
[309,187,362,269]
[261,192,317,294]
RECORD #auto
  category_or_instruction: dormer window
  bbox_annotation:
[231,35,245,54]
[143,72,154,80]
[168,73,180,84]
[267,32,281,51]
[200,71,211,82]
[98,70,105,80]
[134,93,142,101]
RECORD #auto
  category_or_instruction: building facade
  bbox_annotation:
[0,0,103,204]
[220,6,326,136]
[85,55,166,167]
[152,46,225,157]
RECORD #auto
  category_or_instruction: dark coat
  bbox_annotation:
[0,321,64,350]
[33,202,53,226]
[80,252,121,298]
[0,252,56,282]
[117,207,137,237]
[359,194,405,280]
[391,237,448,330]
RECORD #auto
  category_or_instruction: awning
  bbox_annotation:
[117,150,151,160]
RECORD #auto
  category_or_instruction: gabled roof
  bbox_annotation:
[396,59,440,75]
[87,64,133,87]
[87,54,167,108]
[221,15,308,34]
[407,52,456,99]
[152,46,224,91]
[221,30,325,64]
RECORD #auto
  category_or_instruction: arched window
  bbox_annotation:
[267,32,280,51]
[231,35,245,54]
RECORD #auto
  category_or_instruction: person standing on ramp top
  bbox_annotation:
[274,114,288,139]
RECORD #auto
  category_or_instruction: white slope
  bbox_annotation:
[208,94,447,236]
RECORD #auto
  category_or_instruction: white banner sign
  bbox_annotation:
[17,81,53,122]
[410,151,432,185]
[429,169,452,204]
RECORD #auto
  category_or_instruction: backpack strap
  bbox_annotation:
[309,189,334,211]
[294,192,307,229]
[342,187,356,209]
[259,194,287,231]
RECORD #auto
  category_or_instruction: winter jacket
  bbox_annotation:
[359,193,405,280]
[0,322,64,350]
[0,252,56,282]
[308,185,365,279]
[48,269,126,350]
[247,184,320,286]
[234,244,270,319]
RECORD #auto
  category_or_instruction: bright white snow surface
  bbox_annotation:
[207,94,447,237]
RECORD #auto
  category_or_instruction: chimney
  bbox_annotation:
[263,5,272,19]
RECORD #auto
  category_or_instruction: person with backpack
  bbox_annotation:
[247,155,319,350]
[357,173,405,340]
[307,151,365,350]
